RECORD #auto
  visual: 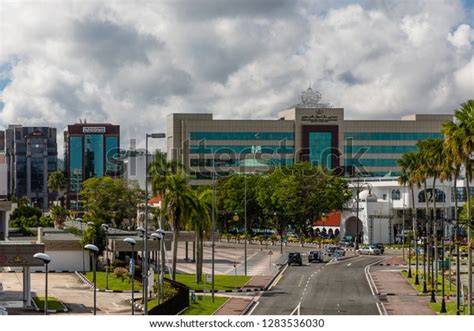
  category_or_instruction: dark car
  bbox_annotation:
[288,252,303,266]
[373,243,385,254]
[308,250,323,263]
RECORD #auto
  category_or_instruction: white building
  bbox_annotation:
[124,151,147,190]
[341,176,472,245]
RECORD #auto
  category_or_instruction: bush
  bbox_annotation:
[114,267,129,283]
[153,282,179,303]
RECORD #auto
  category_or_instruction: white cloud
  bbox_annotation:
[0,0,472,154]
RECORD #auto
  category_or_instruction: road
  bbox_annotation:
[251,255,385,315]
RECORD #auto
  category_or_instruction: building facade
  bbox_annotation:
[167,88,451,185]
[2,125,57,210]
[64,122,120,207]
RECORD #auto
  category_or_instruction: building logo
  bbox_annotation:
[301,112,338,123]
[83,127,106,134]
[298,87,332,108]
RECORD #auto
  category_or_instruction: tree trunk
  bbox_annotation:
[466,169,472,315]
[432,176,438,294]
[411,184,419,280]
[424,180,431,286]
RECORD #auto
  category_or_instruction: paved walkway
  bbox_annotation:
[371,267,434,315]
[214,297,252,315]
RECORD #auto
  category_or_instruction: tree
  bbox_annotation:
[442,99,473,314]
[398,151,421,281]
[48,171,67,202]
[159,174,196,280]
[188,188,212,283]
[80,212,107,254]
[80,177,141,228]
[50,204,69,229]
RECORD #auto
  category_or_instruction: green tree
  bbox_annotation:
[50,204,69,229]
[159,174,196,280]
[443,99,473,314]
[80,212,106,253]
[48,171,67,203]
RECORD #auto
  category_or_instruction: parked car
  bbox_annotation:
[373,243,385,254]
[324,245,338,256]
[308,250,323,263]
[358,245,381,255]
[334,248,346,257]
[288,252,303,266]
[339,241,354,248]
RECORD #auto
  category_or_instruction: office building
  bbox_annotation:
[2,125,57,210]
[167,87,451,185]
[64,122,120,207]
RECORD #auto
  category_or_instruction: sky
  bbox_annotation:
[0,0,472,154]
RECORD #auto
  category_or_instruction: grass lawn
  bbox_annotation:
[429,300,468,315]
[32,296,66,312]
[172,274,251,291]
[182,295,228,315]
[401,270,455,296]
[85,271,142,291]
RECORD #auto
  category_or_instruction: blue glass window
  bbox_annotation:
[344,132,443,141]
[345,159,399,167]
[105,136,119,175]
[69,137,83,190]
[190,145,294,154]
[85,134,104,178]
[190,132,294,141]
[344,145,418,154]
[309,132,333,168]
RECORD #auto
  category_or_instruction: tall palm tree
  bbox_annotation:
[398,152,419,282]
[414,140,434,296]
[188,189,212,283]
[442,100,474,314]
[48,171,67,204]
[160,174,196,280]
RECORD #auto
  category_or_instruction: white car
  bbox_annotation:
[358,245,381,255]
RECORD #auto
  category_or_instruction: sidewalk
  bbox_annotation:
[371,267,434,315]
[242,276,273,291]
[213,297,253,315]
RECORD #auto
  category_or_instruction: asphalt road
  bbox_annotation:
[251,255,385,315]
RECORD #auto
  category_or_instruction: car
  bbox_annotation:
[339,241,354,248]
[358,245,381,255]
[334,248,346,257]
[324,245,339,256]
[288,252,303,266]
[308,250,323,263]
[373,243,385,254]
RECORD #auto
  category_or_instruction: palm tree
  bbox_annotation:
[48,171,67,204]
[50,204,69,229]
[188,189,212,283]
[398,152,419,282]
[442,100,474,314]
[415,140,435,296]
[160,174,196,280]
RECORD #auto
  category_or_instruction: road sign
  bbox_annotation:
[268,250,273,256]
[233,215,240,221]
[233,261,237,268]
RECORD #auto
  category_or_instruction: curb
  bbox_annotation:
[190,288,264,294]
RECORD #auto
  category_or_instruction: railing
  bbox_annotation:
[148,278,189,315]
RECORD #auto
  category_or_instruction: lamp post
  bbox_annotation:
[101,224,109,290]
[124,238,137,315]
[144,132,166,314]
[151,231,163,305]
[244,173,248,277]
[33,253,51,315]
[84,244,99,315]
[137,226,146,305]
[440,228,447,313]
[211,169,216,303]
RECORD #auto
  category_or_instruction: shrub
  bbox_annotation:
[111,259,127,269]
[114,267,129,282]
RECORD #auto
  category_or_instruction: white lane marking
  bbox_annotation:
[247,301,260,315]
[364,257,389,316]
[297,275,305,288]
[347,263,352,267]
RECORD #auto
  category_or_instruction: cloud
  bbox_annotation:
[0,0,472,155]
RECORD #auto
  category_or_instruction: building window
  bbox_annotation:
[391,189,401,200]
[344,132,443,141]
[345,159,399,167]
[190,132,294,141]
[309,132,333,168]
[85,134,104,178]
[418,188,446,203]
[344,145,418,154]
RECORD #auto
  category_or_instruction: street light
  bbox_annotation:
[144,132,166,314]
[124,237,137,315]
[33,253,51,315]
[151,231,163,305]
[101,224,109,290]
[137,226,146,304]
[84,244,99,315]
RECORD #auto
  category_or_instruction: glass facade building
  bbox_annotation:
[64,123,120,208]
[167,89,452,185]
[2,125,57,210]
